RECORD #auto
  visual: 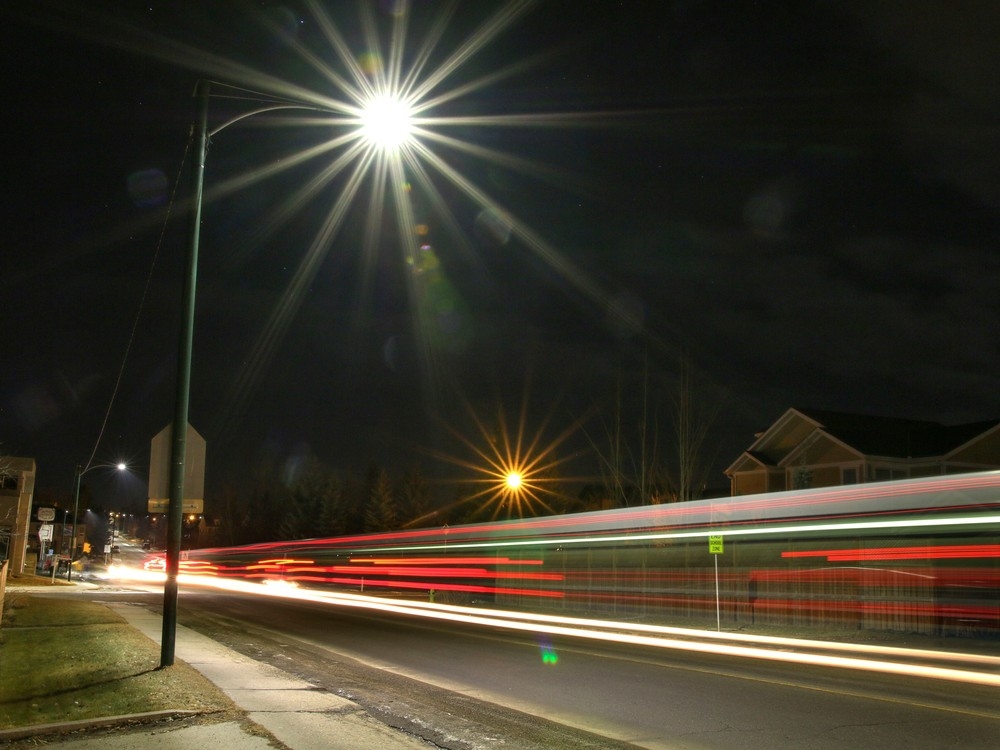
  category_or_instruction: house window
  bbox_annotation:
[872,467,908,482]
[0,526,11,561]
[842,468,858,484]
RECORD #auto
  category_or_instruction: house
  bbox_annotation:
[0,457,37,574]
[725,408,1000,496]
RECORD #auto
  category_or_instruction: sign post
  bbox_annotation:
[709,535,724,632]
[38,524,53,577]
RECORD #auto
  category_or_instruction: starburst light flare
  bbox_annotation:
[359,92,416,151]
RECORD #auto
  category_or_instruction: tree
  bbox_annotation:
[216,485,246,547]
[585,354,663,508]
[365,468,398,532]
[586,349,723,507]
[317,477,347,537]
[279,458,340,540]
[661,353,724,502]
[235,462,290,545]
[398,464,433,527]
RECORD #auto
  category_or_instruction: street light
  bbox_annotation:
[69,461,126,581]
[505,471,523,491]
[161,79,417,666]
[162,81,337,666]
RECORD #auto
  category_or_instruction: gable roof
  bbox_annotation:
[726,408,1000,476]
[794,408,1000,458]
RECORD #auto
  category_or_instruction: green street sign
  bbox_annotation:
[709,535,724,554]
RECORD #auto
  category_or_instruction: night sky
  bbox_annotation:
[4,1,1000,509]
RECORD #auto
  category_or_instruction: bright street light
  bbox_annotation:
[359,93,415,151]
[505,472,523,491]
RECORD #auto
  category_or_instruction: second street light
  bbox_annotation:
[69,461,126,582]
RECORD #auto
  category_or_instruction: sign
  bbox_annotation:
[37,507,56,522]
[38,523,53,542]
[709,535,724,554]
[148,423,206,514]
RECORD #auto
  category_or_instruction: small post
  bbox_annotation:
[709,534,724,632]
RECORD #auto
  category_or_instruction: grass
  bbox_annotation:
[0,583,235,730]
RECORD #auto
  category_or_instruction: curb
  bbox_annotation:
[0,709,204,743]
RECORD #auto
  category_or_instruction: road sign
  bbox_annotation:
[38,523,53,542]
[37,507,56,522]
[709,535,724,554]
[148,422,206,513]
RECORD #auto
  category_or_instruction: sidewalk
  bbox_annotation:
[2,599,434,749]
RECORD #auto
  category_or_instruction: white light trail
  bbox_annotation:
[355,513,1000,554]
[106,564,1000,687]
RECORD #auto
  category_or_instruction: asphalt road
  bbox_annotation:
[104,586,997,750]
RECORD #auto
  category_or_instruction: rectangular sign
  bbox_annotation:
[38,523,53,542]
[709,535,724,554]
[148,423,206,504]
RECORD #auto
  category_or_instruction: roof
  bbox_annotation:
[795,408,1000,458]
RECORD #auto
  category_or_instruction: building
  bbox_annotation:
[0,457,37,574]
[725,408,1000,496]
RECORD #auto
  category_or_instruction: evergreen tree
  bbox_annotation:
[317,476,347,537]
[365,468,398,532]
[216,485,247,546]
[279,458,341,540]
[398,464,432,527]
[344,468,376,534]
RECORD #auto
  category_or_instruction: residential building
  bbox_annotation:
[0,457,37,574]
[725,408,1000,496]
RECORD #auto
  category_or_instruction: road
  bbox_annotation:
[87,580,997,750]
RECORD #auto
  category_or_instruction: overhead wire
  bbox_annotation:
[79,123,195,474]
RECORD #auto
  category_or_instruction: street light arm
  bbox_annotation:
[208,103,331,139]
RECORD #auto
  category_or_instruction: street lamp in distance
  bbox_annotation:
[68,462,127,582]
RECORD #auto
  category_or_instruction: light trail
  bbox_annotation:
[105,564,1000,686]
[353,512,1000,554]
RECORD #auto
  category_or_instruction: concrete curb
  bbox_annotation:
[0,710,204,743]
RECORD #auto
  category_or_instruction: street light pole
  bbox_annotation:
[68,464,83,582]
[158,81,347,667]
[161,79,209,669]
[68,462,127,581]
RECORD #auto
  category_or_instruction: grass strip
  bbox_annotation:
[0,594,233,729]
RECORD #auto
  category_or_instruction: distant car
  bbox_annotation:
[141,541,151,550]
[110,545,120,554]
